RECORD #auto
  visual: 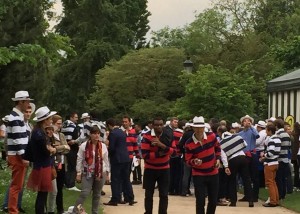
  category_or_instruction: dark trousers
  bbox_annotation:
[169,157,182,194]
[228,156,253,203]
[294,157,300,188]
[133,164,142,181]
[276,162,290,199]
[245,154,260,200]
[181,160,192,195]
[218,168,228,199]
[110,162,133,203]
[122,161,135,202]
[65,149,77,188]
[194,174,219,214]
[35,191,48,214]
[143,168,170,214]
[56,165,65,212]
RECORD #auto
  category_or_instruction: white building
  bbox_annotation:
[267,68,300,124]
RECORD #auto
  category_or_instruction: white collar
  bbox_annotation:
[192,132,207,144]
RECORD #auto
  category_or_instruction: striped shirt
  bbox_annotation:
[75,120,106,144]
[276,128,291,163]
[185,132,221,176]
[173,128,183,156]
[264,135,281,165]
[6,108,28,156]
[61,120,78,141]
[124,128,139,159]
[220,134,247,160]
[141,129,175,170]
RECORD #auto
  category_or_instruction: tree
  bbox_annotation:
[88,47,185,121]
[0,0,72,115]
[172,65,255,121]
[50,0,150,115]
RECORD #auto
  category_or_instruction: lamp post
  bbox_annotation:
[183,57,193,72]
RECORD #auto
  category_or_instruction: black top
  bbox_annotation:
[108,128,130,164]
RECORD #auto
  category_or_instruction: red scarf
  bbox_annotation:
[85,140,103,178]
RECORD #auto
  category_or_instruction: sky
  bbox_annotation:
[52,0,212,32]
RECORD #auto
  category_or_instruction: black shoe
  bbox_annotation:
[263,203,277,207]
[128,201,137,206]
[229,202,236,207]
[101,190,106,196]
[118,200,126,204]
[249,202,254,207]
[217,202,228,206]
[104,201,118,206]
[238,197,248,202]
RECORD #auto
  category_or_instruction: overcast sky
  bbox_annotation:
[52,0,212,32]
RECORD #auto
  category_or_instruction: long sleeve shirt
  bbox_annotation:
[6,108,28,156]
[276,128,291,163]
[238,126,259,152]
[141,129,175,170]
[264,135,281,166]
[185,132,221,176]
[76,141,110,175]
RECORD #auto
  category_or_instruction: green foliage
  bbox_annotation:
[88,47,185,121]
[172,65,255,121]
[50,0,150,115]
[271,36,300,70]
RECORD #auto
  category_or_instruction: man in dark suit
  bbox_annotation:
[104,118,135,206]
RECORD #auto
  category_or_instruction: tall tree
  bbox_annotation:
[0,0,71,115]
[50,0,150,115]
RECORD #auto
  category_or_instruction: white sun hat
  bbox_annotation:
[33,106,57,122]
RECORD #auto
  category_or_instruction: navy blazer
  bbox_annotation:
[108,128,130,164]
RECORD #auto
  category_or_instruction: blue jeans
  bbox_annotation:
[2,184,23,209]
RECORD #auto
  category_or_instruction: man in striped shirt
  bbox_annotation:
[260,123,281,207]
[274,119,291,201]
[61,112,80,191]
[141,117,175,214]
[185,116,221,214]
[7,91,33,214]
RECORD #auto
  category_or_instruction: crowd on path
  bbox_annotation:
[0,90,299,214]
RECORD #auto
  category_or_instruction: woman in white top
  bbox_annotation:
[73,125,110,214]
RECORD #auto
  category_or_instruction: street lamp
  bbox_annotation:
[183,57,193,72]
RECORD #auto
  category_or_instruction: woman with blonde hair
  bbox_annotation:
[47,115,70,214]
[26,106,57,214]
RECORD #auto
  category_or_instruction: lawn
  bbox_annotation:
[0,167,103,214]
[259,187,300,213]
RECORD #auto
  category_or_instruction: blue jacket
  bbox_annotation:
[108,128,130,164]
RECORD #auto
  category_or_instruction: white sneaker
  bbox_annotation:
[265,197,270,204]
[67,186,81,192]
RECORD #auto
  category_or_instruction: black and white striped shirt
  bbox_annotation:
[276,128,291,163]
[6,108,28,156]
[220,133,247,159]
[264,135,281,165]
[61,120,78,141]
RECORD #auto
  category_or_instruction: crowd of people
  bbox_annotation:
[0,90,300,214]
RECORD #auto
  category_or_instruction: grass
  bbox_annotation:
[259,187,300,212]
[0,167,103,213]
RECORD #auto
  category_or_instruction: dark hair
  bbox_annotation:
[106,118,116,127]
[90,125,100,134]
[274,119,284,129]
[266,123,276,134]
[67,112,77,120]
[152,117,164,124]
[122,115,131,121]
[294,122,300,135]
[217,125,227,135]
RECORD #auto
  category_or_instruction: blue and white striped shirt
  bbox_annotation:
[6,108,28,156]
[276,128,291,163]
[264,134,281,165]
